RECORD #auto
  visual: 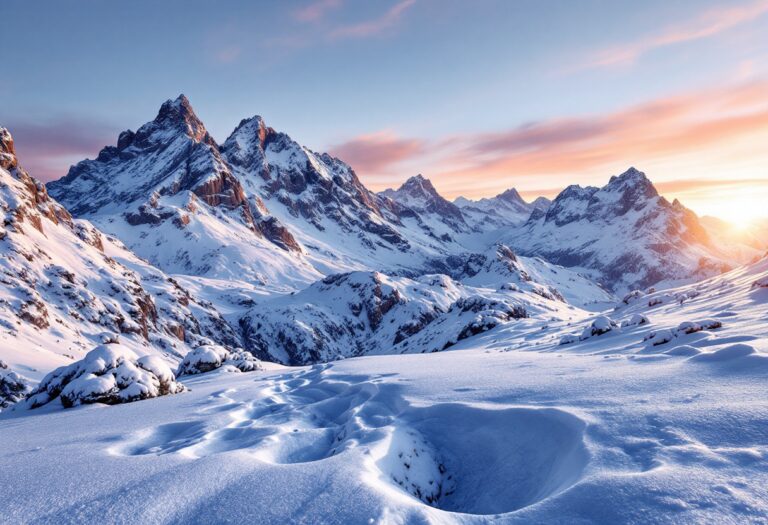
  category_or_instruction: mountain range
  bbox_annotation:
[1,94,762,405]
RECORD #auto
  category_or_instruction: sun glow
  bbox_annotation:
[660,177,768,228]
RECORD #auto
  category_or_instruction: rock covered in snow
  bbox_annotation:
[0,361,31,409]
[643,318,722,347]
[581,316,618,339]
[177,345,265,376]
[25,343,185,409]
[622,314,649,328]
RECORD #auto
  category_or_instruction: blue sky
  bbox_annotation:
[2,0,767,222]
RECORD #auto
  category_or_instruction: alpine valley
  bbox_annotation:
[2,96,767,524]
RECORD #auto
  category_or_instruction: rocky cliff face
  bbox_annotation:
[221,116,412,254]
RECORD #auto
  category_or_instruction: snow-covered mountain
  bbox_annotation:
[454,188,549,229]
[48,96,320,289]
[502,168,732,293]
[0,128,238,402]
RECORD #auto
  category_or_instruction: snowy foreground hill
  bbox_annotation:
[1,256,768,523]
[1,96,768,524]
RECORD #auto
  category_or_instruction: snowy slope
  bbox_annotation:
[0,128,239,393]
[503,168,734,293]
[1,255,766,523]
[416,243,613,307]
[239,268,587,364]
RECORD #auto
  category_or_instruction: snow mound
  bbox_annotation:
[663,345,701,356]
[689,344,756,363]
[25,343,185,409]
[177,345,265,376]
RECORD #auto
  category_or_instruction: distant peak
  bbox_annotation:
[400,174,437,194]
[495,187,524,204]
[0,127,18,170]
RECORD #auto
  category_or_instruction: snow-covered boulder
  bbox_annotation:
[177,345,265,376]
[622,314,649,328]
[0,361,31,409]
[677,319,722,335]
[26,343,185,409]
[644,329,676,347]
[580,316,618,340]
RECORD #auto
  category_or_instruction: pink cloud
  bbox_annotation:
[330,0,416,39]
[4,117,118,182]
[329,131,425,173]
[579,0,768,70]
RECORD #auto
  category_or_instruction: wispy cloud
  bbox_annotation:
[578,0,768,70]
[331,79,768,203]
[3,116,118,182]
[294,0,342,22]
[330,0,416,39]
[329,131,425,174]
[440,79,768,181]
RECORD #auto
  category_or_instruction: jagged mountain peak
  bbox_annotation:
[605,167,658,198]
[150,94,211,144]
[381,175,466,228]
[398,174,441,198]
[220,115,278,171]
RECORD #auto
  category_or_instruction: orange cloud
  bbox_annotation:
[578,0,768,70]
[333,78,768,219]
[432,78,768,194]
[330,0,416,39]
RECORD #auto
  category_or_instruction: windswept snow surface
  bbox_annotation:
[2,258,768,524]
